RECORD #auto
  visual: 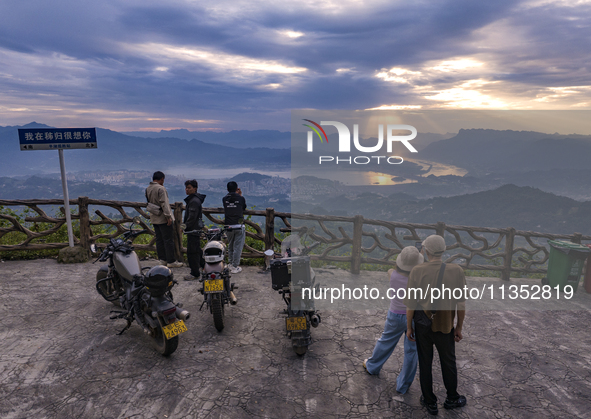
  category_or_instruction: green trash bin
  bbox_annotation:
[546,240,591,292]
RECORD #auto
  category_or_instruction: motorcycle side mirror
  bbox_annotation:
[90,244,97,253]
[264,249,274,257]
[132,216,141,225]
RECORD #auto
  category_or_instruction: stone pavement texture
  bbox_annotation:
[1,258,590,418]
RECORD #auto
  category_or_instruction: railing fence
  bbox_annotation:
[2,197,590,280]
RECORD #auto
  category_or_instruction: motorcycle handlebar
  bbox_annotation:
[123,229,148,238]
[271,241,320,258]
[184,226,231,237]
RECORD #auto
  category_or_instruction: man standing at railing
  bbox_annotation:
[223,181,246,274]
[146,171,183,269]
[183,179,206,281]
[404,235,466,416]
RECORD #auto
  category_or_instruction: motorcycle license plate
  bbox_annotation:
[162,320,187,340]
[204,279,224,293]
[286,316,307,331]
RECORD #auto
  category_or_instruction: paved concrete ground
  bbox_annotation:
[1,258,591,418]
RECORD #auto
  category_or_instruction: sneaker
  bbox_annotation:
[158,260,168,266]
[184,274,199,281]
[167,261,184,268]
[420,395,438,416]
[363,359,372,375]
[230,266,242,274]
[443,395,466,410]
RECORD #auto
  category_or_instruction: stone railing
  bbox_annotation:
[1,197,590,280]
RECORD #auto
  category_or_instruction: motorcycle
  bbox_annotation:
[184,226,237,332]
[267,234,322,356]
[93,217,190,356]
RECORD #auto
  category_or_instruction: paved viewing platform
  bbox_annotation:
[1,258,590,418]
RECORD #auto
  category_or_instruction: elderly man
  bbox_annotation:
[404,235,467,416]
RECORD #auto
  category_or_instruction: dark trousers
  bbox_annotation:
[154,223,175,263]
[187,234,203,277]
[415,323,460,405]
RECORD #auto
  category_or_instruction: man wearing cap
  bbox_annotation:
[223,181,247,274]
[363,246,423,394]
[404,234,467,416]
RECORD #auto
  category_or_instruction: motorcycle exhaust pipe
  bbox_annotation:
[310,314,321,328]
[229,291,238,305]
[175,307,191,321]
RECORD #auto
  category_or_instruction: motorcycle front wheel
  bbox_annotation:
[211,294,225,332]
[152,325,179,356]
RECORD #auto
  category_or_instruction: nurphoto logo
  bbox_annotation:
[303,119,418,165]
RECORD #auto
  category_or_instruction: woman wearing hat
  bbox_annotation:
[363,246,424,393]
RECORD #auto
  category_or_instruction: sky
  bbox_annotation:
[1,0,591,132]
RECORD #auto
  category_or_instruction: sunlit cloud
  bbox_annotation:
[523,0,591,8]
[365,105,422,110]
[428,58,484,72]
[423,80,509,108]
[280,30,304,39]
[534,85,591,102]
[376,67,422,84]
[125,43,308,80]
[259,83,282,89]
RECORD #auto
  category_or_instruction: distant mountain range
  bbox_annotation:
[0,123,290,177]
[121,129,291,149]
[419,129,591,174]
[294,184,591,235]
[4,123,591,206]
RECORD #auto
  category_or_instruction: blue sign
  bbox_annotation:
[18,128,97,151]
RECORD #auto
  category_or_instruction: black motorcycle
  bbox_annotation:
[268,234,321,355]
[184,227,237,332]
[93,217,190,356]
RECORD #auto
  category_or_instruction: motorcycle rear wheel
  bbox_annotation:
[211,294,225,332]
[293,345,308,356]
[152,325,179,356]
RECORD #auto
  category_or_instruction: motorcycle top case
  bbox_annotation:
[270,256,312,290]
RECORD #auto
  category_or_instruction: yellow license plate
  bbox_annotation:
[204,279,224,293]
[286,316,307,331]
[162,320,187,340]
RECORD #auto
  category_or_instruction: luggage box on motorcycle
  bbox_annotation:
[270,256,312,290]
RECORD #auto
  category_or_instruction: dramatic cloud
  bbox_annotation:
[0,0,590,131]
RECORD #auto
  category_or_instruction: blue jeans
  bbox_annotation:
[366,311,418,394]
[226,226,245,267]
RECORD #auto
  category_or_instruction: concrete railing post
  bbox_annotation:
[502,227,515,281]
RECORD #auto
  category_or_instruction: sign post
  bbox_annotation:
[18,127,98,248]
[58,149,74,247]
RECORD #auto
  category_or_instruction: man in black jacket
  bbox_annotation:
[183,179,206,281]
[223,181,246,274]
